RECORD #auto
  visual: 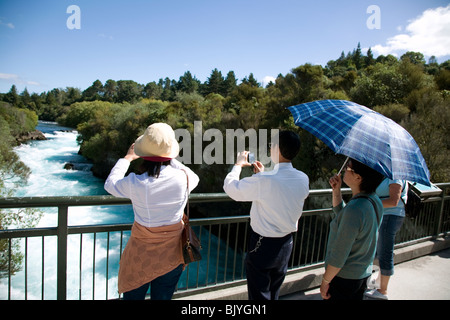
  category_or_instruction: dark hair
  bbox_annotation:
[349,158,384,193]
[138,160,171,178]
[277,130,301,160]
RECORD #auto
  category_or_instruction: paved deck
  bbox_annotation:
[282,247,450,300]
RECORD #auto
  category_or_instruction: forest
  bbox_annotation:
[1,44,450,195]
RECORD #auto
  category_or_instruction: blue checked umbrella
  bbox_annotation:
[288,99,431,186]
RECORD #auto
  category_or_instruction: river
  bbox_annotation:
[2,121,242,300]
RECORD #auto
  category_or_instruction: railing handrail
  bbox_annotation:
[0,188,352,208]
[2,182,448,215]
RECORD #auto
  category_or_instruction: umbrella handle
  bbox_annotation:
[337,157,350,176]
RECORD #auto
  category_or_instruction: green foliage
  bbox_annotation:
[374,103,410,123]
[0,103,42,277]
[57,100,113,128]
[403,90,450,182]
[2,45,450,185]
[74,100,169,177]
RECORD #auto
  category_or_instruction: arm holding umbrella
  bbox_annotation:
[329,174,343,208]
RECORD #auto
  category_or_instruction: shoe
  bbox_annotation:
[364,289,388,300]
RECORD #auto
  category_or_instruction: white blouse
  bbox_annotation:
[104,158,199,227]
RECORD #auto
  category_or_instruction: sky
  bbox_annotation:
[0,0,449,94]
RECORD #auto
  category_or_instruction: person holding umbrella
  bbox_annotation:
[287,99,430,299]
[320,158,384,300]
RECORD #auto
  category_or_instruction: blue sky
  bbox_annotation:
[1,0,449,94]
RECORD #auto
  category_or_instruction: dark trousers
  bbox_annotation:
[245,228,293,300]
[123,264,183,300]
[327,276,370,300]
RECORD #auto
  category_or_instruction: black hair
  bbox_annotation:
[277,130,301,160]
[138,160,171,178]
[349,158,384,193]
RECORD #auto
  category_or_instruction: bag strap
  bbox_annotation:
[181,169,190,220]
[352,195,381,225]
[399,181,407,208]
[380,178,407,209]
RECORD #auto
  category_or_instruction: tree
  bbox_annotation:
[223,71,237,96]
[0,104,42,277]
[291,64,327,102]
[4,85,19,106]
[103,79,117,102]
[115,80,141,103]
[401,51,425,65]
[353,42,363,69]
[143,81,163,100]
[64,87,82,105]
[177,71,200,94]
[161,77,175,101]
[204,68,225,95]
[241,73,260,87]
[20,88,31,108]
[365,48,375,67]
[373,103,410,123]
[350,63,406,108]
[435,69,450,90]
[403,90,450,182]
[82,80,104,101]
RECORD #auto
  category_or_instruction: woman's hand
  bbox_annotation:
[320,281,331,300]
[124,143,140,162]
[329,174,342,190]
[329,174,343,207]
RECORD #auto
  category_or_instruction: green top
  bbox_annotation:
[325,193,383,280]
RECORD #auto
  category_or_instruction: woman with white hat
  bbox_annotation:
[104,123,199,300]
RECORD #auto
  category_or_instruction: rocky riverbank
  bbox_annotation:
[16,130,47,144]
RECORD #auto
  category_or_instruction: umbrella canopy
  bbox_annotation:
[288,99,431,186]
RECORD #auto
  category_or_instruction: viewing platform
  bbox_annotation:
[1,183,449,300]
[284,245,450,300]
[175,237,450,300]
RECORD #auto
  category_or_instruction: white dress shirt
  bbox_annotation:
[104,158,199,228]
[223,163,309,238]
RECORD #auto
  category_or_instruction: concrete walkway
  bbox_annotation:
[282,247,450,300]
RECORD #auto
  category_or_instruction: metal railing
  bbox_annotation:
[0,183,449,300]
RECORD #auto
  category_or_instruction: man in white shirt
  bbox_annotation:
[223,131,309,300]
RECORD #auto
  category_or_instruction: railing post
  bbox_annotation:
[57,205,68,300]
[436,188,446,236]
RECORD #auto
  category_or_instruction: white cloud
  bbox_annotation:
[0,19,15,29]
[0,73,19,80]
[98,33,114,40]
[0,73,41,87]
[372,5,450,58]
[261,76,276,86]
